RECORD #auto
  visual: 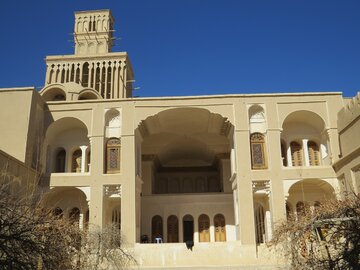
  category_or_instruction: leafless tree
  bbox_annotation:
[0,165,136,270]
[270,195,360,270]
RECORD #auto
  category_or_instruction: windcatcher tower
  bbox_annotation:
[43,10,134,99]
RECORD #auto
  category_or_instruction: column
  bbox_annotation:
[74,64,78,83]
[233,188,239,226]
[122,63,127,98]
[45,65,51,84]
[302,139,310,166]
[210,217,215,242]
[80,145,88,173]
[79,62,84,85]
[115,62,120,98]
[104,62,108,99]
[79,212,84,229]
[194,217,199,243]
[287,143,293,167]
[88,62,92,87]
[65,64,69,82]
[265,209,272,242]
[93,62,97,90]
[110,62,115,99]
[119,61,125,98]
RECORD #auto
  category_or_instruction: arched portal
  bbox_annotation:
[281,110,329,166]
[151,215,163,243]
[138,108,234,195]
[45,117,90,173]
[214,214,226,242]
[287,179,336,217]
[137,107,236,244]
[198,214,210,242]
[183,215,194,243]
[167,215,179,243]
[42,187,88,228]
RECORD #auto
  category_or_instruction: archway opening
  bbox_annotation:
[45,117,89,173]
[183,214,194,243]
[281,110,329,166]
[138,108,234,195]
[287,179,336,218]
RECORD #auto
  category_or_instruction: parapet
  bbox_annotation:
[337,92,360,132]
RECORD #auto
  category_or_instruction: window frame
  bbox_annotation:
[250,133,268,170]
[106,137,121,174]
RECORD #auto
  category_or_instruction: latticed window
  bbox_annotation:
[308,141,320,166]
[290,141,303,166]
[106,138,121,173]
[250,133,267,169]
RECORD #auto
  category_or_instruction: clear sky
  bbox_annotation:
[1,0,359,97]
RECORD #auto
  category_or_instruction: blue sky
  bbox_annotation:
[0,0,359,97]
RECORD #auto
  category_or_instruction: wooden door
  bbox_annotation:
[290,142,303,166]
[167,215,179,243]
[214,214,226,242]
[198,214,210,242]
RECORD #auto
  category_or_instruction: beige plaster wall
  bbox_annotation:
[334,93,360,195]
[0,88,36,163]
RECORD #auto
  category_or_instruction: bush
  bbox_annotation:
[270,196,360,270]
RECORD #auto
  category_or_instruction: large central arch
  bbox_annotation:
[138,107,233,194]
[137,107,236,243]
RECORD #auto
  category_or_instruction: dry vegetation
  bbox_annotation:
[270,195,360,270]
[0,167,135,270]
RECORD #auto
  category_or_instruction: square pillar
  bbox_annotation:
[89,184,104,228]
[234,130,256,245]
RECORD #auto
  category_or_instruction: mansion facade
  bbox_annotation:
[0,9,359,268]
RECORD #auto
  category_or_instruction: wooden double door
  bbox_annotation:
[214,214,226,242]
